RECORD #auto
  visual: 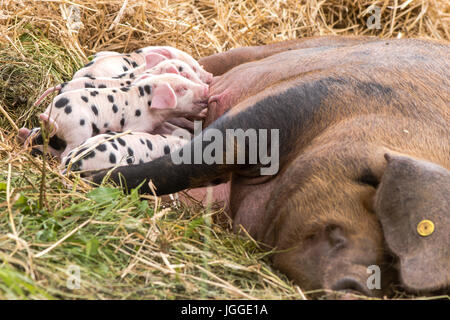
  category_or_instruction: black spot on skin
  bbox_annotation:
[72,160,83,171]
[120,118,125,127]
[120,87,130,92]
[125,54,131,57]
[85,83,95,88]
[148,100,152,106]
[86,150,96,159]
[123,66,129,72]
[130,73,135,79]
[64,105,72,114]
[117,73,126,78]
[123,57,132,65]
[164,145,170,155]
[135,49,143,54]
[104,123,108,128]
[139,159,144,164]
[112,104,118,113]
[132,61,138,68]
[178,66,183,72]
[90,90,99,97]
[55,97,69,108]
[92,123,100,135]
[96,144,107,152]
[80,119,85,126]
[160,134,166,138]
[120,83,124,86]
[138,86,144,96]
[48,135,67,151]
[74,147,88,157]
[140,139,145,144]
[91,105,98,116]
[146,139,153,150]
[127,147,134,164]
[85,61,94,67]
[85,74,96,80]
[111,142,118,150]
[60,82,68,89]
[109,153,116,164]
[135,109,141,117]
[146,153,149,157]
[107,95,114,103]
[126,80,131,85]
[127,147,134,156]
[81,96,89,103]
[117,137,126,146]
[144,85,151,95]
[98,84,107,89]
[112,89,117,93]
[125,101,128,106]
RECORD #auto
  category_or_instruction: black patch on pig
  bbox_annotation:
[164,145,170,155]
[48,135,67,151]
[144,85,151,95]
[84,61,94,67]
[358,169,380,188]
[140,139,145,144]
[120,118,125,127]
[120,87,130,92]
[55,97,69,109]
[92,123,100,135]
[80,119,85,126]
[90,90,99,97]
[64,105,72,114]
[117,137,126,146]
[123,66,129,72]
[127,147,134,156]
[98,84,107,89]
[91,105,98,116]
[85,74,96,80]
[60,82,68,89]
[160,134,166,138]
[146,139,153,150]
[130,73,135,79]
[148,100,152,106]
[178,66,183,72]
[104,123,108,128]
[71,160,82,171]
[132,61,138,68]
[120,83,124,87]
[135,49,143,54]
[139,159,144,164]
[126,81,131,85]
[85,83,95,88]
[96,144,107,152]
[135,109,141,117]
[81,96,89,103]
[111,142,118,150]
[112,104,118,113]
[123,58,132,65]
[138,86,144,96]
[107,95,114,103]
[112,89,117,93]
[125,101,128,106]
[109,153,116,164]
[74,147,88,157]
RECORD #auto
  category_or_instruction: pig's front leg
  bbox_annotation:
[198,35,376,76]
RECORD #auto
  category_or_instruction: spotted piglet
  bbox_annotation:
[73,46,213,84]
[39,73,208,158]
[60,132,189,174]
[34,53,205,106]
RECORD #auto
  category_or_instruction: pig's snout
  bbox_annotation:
[195,84,209,105]
[18,127,31,142]
[204,71,213,84]
[330,277,373,297]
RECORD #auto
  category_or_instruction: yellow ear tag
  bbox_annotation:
[417,220,435,237]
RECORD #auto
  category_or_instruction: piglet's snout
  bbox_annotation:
[194,84,209,105]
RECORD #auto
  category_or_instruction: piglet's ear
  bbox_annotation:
[164,65,179,75]
[147,48,173,59]
[374,154,450,292]
[145,53,167,69]
[150,83,177,109]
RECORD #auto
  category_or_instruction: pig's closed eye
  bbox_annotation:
[176,87,188,95]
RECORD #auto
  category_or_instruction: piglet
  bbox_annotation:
[39,73,208,158]
[60,131,189,174]
[73,46,213,84]
[34,53,205,106]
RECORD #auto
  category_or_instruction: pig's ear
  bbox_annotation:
[145,53,167,69]
[150,83,177,109]
[164,65,180,75]
[147,48,173,59]
[374,153,450,292]
[39,113,58,137]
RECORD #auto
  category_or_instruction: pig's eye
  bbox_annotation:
[176,87,188,95]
